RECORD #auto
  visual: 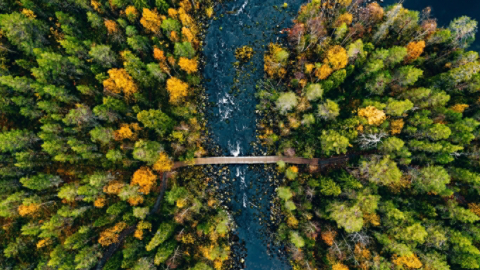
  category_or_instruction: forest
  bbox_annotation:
[257,0,480,269]
[1,0,480,269]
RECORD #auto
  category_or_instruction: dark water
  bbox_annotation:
[383,0,480,51]
[202,0,303,268]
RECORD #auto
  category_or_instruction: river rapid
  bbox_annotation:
[202,0,303,268]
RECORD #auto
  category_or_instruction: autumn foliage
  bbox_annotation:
[99,222,127,246]
[103,68,138,99]
[140,8,164,33]
[178,57,198,74]
[153,152,174,172]
[405,41,426,63]
[131,166,157,194]
[358,106,386,126]
[166,77,189,104]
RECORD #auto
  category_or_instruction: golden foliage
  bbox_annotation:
[392,254,423,269]
[468,203,480,217]
[316,64,333,80]
[91,0,102,13]
[182,27,195,43]
[450,104,469,113]
[131,166,157,194]
[335,13,353,27]
[235,46,254,62]
[390,119,405,135]
[153,152,174,172]
[168,8,178,18]
[176,198,187,208]
[170,30,179,42]
[305,63,315,74]
[134,220,152,239]
[125,6,139,20]
[264,44,288,78]
[22,9,37,19]
[208,198,216,207]
[325,45,348,71]
[99,222,127,246]
[18,203,40,217]
[103,181,125,195]
[36,238,52,249]
[206,7,214,18]
[287,215,299,228]
[363,213,380,226]
[214,260,223,270]
[153,48,166,62]
[321,230,337,246]
[166,77,189,104]
[178,8,194,27]
[128,195,144,206]
[140,8,163,33]
[358,106,386,126]
[134,229,143,240]
[168,56,176,66]
[178,57,198,74]
[103,68,138,98]
[405,41,426,63]
[94,197,106,208]
[104,20,118,34]
[114,123,139,141]
[332,262,349,270]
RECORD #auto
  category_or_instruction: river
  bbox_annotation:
[202,0,303,268]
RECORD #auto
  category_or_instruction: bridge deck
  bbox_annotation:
[173,156,325,169]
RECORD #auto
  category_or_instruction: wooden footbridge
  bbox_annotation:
[172,156,327,169]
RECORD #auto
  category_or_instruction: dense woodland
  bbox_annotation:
[0,0,235,269]
[256,0,480,269]
[2,0,480,269]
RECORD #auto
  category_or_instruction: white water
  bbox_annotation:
[228,140,241,157]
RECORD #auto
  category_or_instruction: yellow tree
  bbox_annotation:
[390,119,404,135]
[140,8,164,34]
[18,203,40,217]
[405,41,426,63]
[131,166,157,194]
[358,106,386,126]
[325,45,348,71]
[166,77,189,104]
[178,57,198,74]
[103,68,138,99]
[332,263,349,270]
[392,254,423,269]
[153,152,174,172]
[316,64,334,80]
[182,27,195,43]
[114,123,141,141]
[335,13,353,27]
[104,20,119,34]
[99,222,127,246]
